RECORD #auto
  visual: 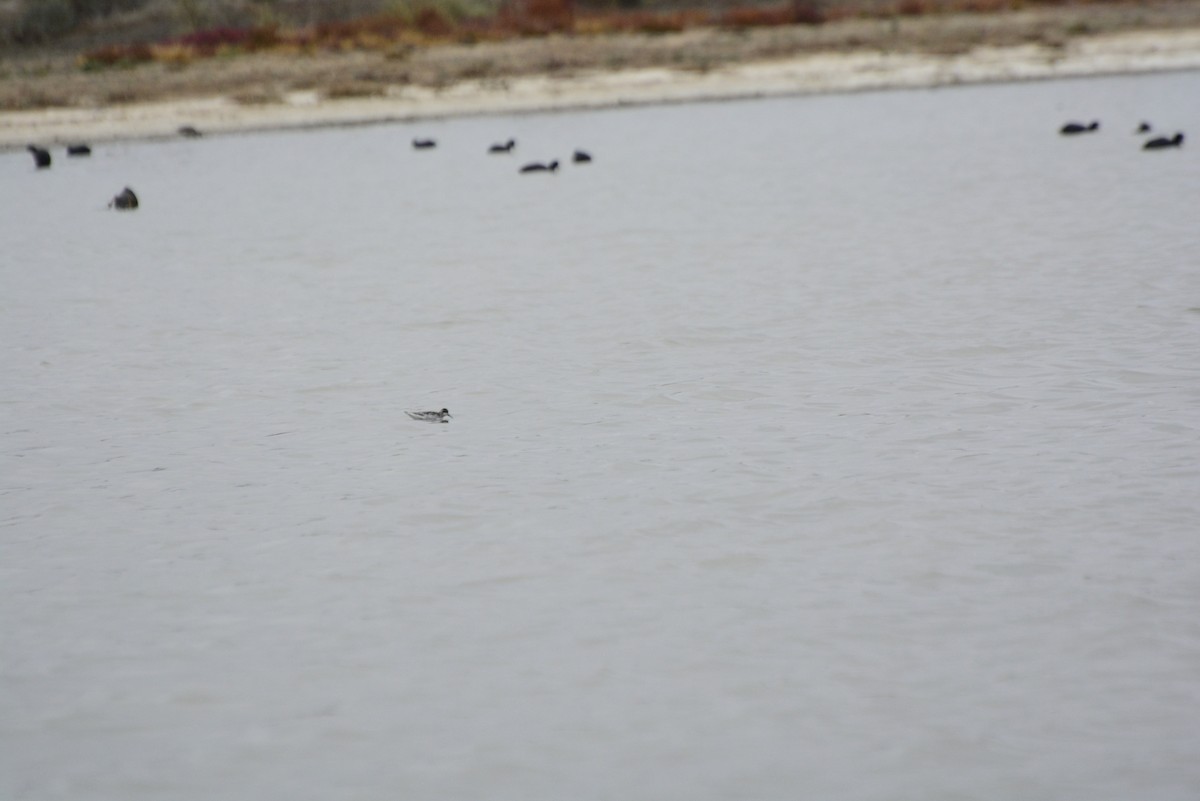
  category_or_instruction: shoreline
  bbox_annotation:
[5,27,1200,148]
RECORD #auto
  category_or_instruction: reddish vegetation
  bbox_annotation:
[716,0,837,30]
[174,26,283,55]
[501,0,577,35]
[79,42,155,67]
[75,0,1149,70]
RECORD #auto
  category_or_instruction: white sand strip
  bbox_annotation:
[4,29,1199,147]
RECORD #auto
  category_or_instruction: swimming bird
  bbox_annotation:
[519,160,558,173]
[178,125,202,138]
[1136,122,1152,134]
[413,138,437,149]
[1143,132,1184,150]
[489,139,516,154]
[67,143,92,156]
[27,145,51,168]
[108,187,139,210]
[1060,121,1099,135]
[406,408,452,423]
[572,149,592,163]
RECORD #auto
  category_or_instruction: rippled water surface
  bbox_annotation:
[3,71,1200,801]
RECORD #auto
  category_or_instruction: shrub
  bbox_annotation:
[896,0,931,15]
[79,42,155,68]
[723,1,827,27]
[721,5,796,29]
[791,0,826,25]
[15,0,77,42]
[73,0,151,14]
[413,6,454,36]
[354,13,408,37]
[244,25,282,50]
[498,0,574,35]
[173,24,281,54]
[308,14,407,48]
[637,12,688,34]
[176,26,250,54]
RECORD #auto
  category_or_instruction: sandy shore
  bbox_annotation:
[5,26,1200,148]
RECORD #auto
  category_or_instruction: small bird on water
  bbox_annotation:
[519,160,558,173]
[109,187,139,210]
[1143,132,1184,150]
[406,408,452,423]
[489,139,516,154]
[1060,121,1099,135]
[27,145,51,169]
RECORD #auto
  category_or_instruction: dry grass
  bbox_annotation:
[0,85,72,110]
[323,79,387,98]
[230,87,283,104]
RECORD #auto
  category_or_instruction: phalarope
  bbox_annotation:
[406,408,452,423]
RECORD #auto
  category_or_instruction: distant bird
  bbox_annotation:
[108,187,139,210]
[1060,121,1099,135]
[66,144,92,156]
[406,408,452,423]
[178,126,202,138]
[489,139,516,154]
[519,160,558,174]
[1143,133,1184,150]
[1136,122,1152,134]
[572,150,592,163]
[413,138,436,149]
[27,145,51,169]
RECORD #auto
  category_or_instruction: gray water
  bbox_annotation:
[3,70,1199,801]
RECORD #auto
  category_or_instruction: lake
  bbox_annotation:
[3,69,1199,801]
